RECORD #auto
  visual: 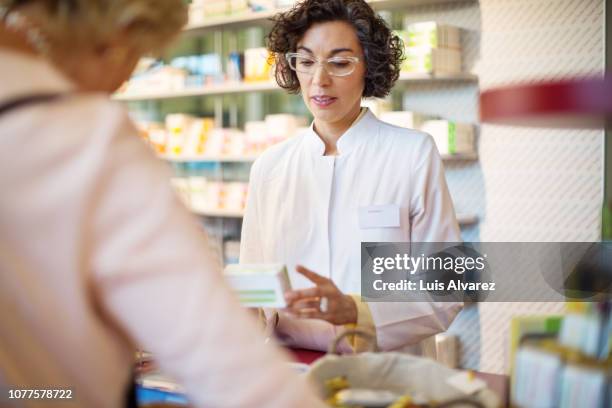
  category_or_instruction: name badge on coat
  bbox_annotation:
[358,204,400,228]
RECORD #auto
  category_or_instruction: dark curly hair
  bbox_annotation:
[266,0,404,98]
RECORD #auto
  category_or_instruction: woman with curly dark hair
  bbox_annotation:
[240,0,462,353]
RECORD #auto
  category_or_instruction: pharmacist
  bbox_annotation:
[240,0,462,353]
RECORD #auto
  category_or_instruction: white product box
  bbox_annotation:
[403,47,462,75]
[421,120,474,155]
[229,0,250,14]
[205,128,227,156]
[361,98,392,117]
[403,21,461,50]
[224,264,292,308]
[223,240,241,265]
[188,177,208,210]
[265,114,301,142]
[223,182,247,211]
[170,178,192,206]
[188,4,206,27]
[275,0,296,7]
[249,0,275,11]
[202,0,229,18]
[379,111,426,129]
[165,113,196,156]
[204,181,222,210]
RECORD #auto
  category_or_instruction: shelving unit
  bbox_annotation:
[160,154,259,163]
[114,81,278,101]
[184,9,280,34]
[184,0,475,34]
[190,206,478,226]
[456,213,478,226]
[191,207,245,218]
[160,151,477,163]
[113,73,477,101]
[121,0,482,261]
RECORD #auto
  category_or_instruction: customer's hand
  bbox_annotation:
[284,265,357,325]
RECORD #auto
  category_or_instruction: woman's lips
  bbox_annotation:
[311,95,337,108]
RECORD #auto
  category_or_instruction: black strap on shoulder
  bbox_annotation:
[0,94,62,117]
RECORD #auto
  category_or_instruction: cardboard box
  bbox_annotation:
[224,264,292,308]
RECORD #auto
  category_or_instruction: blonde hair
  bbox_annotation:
[0,0,188,53]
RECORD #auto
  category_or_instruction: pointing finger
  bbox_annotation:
[295,265,329,285]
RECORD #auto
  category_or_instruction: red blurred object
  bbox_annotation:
[480,76,612,128]
[289,348,325,365]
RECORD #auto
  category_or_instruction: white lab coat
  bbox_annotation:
[0,49,324,408]
[240,108,462,352]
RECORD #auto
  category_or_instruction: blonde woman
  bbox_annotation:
[0,1,324,407]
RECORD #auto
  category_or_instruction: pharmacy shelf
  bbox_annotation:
[113,81,278,101]
[398,72,478,82]
[440,152,478,161]
[456,213,478,226]
[160,154,259,163]
[368,0,476,11]
[184,9,280,34]
[184,0,475,33]
[114,73,476,101]
[191,208,245,218]
[162,151,477,163]
[191,207,479,226]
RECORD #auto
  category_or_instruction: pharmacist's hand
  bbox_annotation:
[284,265,357,325]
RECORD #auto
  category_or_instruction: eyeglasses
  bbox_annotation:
[285,52,360,77]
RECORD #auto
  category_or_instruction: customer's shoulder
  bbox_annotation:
[47,94,137,140]
[60,93,129,121]
[32,93,130,131]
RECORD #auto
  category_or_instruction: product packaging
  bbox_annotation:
[403,21,461,49]
[379,111,426,129]
[244,47,273,82]
[420,120,474,155]
[223,264,292,307]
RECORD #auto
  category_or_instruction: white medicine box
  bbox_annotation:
[223,264,291,308]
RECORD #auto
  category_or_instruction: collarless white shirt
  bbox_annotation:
[241,108,462,352]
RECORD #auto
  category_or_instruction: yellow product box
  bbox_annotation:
[244,47,273,82]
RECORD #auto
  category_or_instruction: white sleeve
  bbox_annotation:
[409,134,461,243]
[90,110,324,408]
[368,134,463,351]
[240,159,264,264]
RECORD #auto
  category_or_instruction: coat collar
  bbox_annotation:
[0,48,75,104]
[305,108,378,157]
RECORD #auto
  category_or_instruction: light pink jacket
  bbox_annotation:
[0,49,324,408]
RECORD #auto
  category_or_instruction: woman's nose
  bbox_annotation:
[311,63,331,87]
